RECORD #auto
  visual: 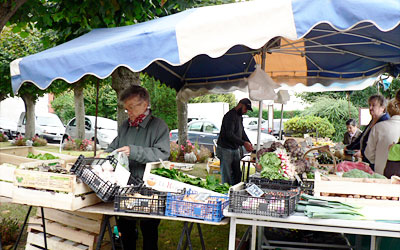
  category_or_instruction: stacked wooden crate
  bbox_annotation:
[12,160,101,210]
[0,146,77,167]
[26,208,112,250]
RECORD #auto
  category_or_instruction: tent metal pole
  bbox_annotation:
[94,79,100,156]
[279,104,284,140]
[256,46,267,154]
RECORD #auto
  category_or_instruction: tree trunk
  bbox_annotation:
[0,0,28,30]
[21,93,36,139]
[177,99,188,146]
[111,67,140,128]
[74,81,85,140]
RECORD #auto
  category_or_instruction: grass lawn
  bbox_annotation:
[0,145,252,249]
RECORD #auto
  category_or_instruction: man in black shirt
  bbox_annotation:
[217,98,254,185]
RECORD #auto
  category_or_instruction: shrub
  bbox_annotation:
[0,133,8,142]
[12,135,26,146]
[63,137,94,151]
[63,137,76,150]
[0,217,20,247]
[32,135,47,146]
[302,97,359,142]
[169,141,180,162]
[197,145,211,163]
[284,116,335,138]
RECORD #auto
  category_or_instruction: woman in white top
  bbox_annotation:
[365,93,400,175]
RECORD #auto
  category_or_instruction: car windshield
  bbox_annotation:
[36,116,64,127]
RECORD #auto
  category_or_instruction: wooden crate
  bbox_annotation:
[314,171,400,206]
[0,163,16,197]
[0,146,77,166]
[15,160,89,193]
[206,161,221,174]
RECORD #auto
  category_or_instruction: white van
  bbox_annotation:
[17,112,65,142]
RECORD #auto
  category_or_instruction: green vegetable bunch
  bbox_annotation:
[150,168,229,194]
[27,152,59,160]
[259,152,288,180]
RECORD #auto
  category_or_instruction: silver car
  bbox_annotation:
[64,116,117,149]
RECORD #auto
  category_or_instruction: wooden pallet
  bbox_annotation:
[0,163,16,197]
[314,171,400,206]
[36,208,103,234]
[27,231,90,250]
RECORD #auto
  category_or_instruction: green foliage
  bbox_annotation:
[284,116,335,138]
[52,79,117,123]
[302,97,358,142]
[189,93,236,109]
[246,108,301,120]
[141,74,178,130]
[0,217,20,246]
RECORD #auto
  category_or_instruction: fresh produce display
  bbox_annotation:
[316,152,335,164]
[87,161,117,184]
[342,169,386,179]
[320,192,399,200]
[27,152,59,160]
[257,139,311,181]
[21,163,67,174]
[336,161,374,174]
[150,168,230,194]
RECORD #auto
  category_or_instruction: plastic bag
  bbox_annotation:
[110,150,131,186]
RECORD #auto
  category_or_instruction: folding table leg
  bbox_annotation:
[106,218,116,250]
[183,222,194,250]
[40,207,48,250]
[95,215,110,250]
[177,222,189,250]
[13,206,33,250]
[196,223,205,250]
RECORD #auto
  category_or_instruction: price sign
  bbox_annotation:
[245,184,264,197]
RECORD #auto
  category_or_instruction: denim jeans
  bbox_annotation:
[216,146,241,185]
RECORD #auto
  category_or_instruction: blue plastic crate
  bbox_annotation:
[165,191,229,222]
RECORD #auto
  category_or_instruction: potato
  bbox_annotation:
[365,195,372,199]
[354,194,360,199]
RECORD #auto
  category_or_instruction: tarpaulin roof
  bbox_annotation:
[10,0,400,94]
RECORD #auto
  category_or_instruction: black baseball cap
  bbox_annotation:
[239,98,253,111]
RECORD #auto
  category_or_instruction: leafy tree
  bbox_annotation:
[189,93,236,109]
[141,74,178,130]
[302,97,359,142]
[284,116,335,138]
[51,79,118,124]
[246,108,301,120]
[0,25,66,138]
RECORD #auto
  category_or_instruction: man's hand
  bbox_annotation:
[117,146,131,157]
[353,150,361,158]
[244,141,253,152]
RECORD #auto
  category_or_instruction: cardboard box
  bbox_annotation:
[207,161,221,174]
[143,161,221,196]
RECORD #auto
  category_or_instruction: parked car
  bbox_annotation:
[63,116,117,149]
[17,112,65,142]
[0,118,18,139]
[272,119,289,137]
[243,117,269,133]
[170,120,276,152]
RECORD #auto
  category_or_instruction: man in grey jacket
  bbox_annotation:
[104,85,170,250]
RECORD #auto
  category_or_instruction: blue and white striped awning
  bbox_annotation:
[10,0,400,94]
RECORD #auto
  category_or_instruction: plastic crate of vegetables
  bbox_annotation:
[71,155,142,202]
[248,174,299,191]
[165,191,229,222]
[229,183,299,218]
[115,186,168,215]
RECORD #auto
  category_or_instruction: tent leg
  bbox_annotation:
[94,79,100,156]
[279,104,284,140]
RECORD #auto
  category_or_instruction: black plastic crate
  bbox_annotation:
[300,180,314,195]
[115,186,168,215]
[248,175,299,191]
[70,155,142,202]
[229,187,299,218]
